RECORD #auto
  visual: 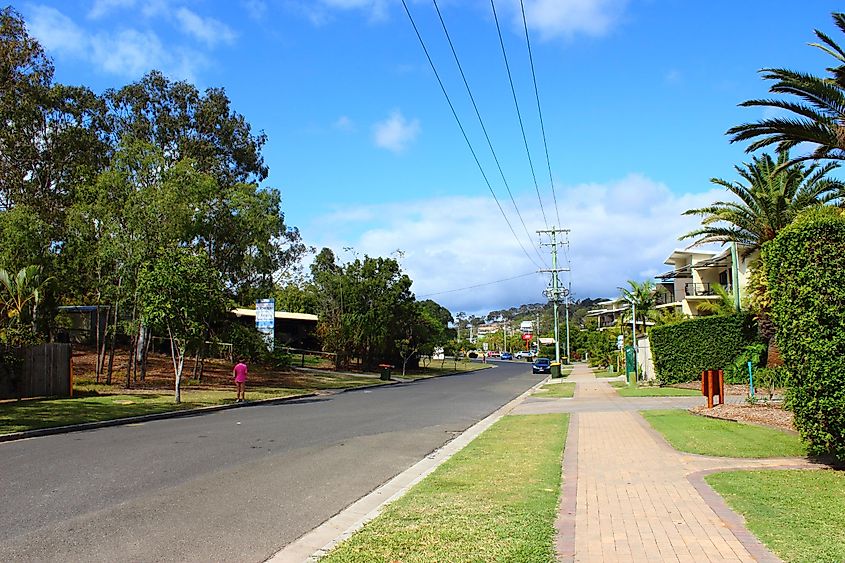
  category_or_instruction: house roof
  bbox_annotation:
[231,308,318,322]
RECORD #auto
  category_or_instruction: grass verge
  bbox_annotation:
[0,387,309,435]
[642,409,806,458]
[407,361,493,379]
[321,413,569,562]
[536,382,575,398]
[610,381,700,397]
[706,469,845,562]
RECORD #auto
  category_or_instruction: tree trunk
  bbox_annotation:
[106,277,122,385]
[169,327,183,404]
[140,325,151,382]
[125,331,136,389]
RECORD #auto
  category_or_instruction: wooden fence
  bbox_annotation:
[0,343,72,399]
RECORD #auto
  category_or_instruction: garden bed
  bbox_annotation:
[690,403,796,433]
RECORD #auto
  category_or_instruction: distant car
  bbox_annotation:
[515,351,533,359]
[500,352,513,360]
[532,357,552,374]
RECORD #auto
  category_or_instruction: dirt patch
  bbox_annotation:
[72,346,332,391]
[690,403,796,433]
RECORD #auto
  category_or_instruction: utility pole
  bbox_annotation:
[564,281,571,360]
[538,228,571,364]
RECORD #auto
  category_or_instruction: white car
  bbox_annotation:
[514,351,534,359]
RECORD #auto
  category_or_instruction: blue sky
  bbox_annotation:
[18,0,843,315]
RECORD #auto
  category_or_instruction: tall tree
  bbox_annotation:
[138,250,227,403]
[728,12,845,170]
[681,150,842,254]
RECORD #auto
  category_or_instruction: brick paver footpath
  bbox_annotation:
[515,363,817,562]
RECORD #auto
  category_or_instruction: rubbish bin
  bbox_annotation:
[378,364,392,381]
[551,362,562,379]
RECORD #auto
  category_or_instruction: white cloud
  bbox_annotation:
[242,0,267,20]
[174,7,236,46]
[88,0,137,19]
[372,110,420,153]
[307,174,729,314]
[27,5,88,56]
[333,115,356,132]
[508,0,630,40]
[26,4,222,80]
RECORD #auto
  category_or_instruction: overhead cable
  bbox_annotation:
[519,0,562,228]
[418,272,538,298]
[429,0,548,268]
[489,0,548,229]
[400,0,543,269]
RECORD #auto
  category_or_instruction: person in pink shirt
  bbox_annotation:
[232,359,248,402]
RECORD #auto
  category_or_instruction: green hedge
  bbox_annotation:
[765,207,845,460]
[650,313,758,384]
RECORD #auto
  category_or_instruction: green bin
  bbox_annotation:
[551,362,562,379]
[379,365,392,381]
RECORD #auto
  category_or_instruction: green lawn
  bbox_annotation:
[407,361,493,379]
[642,409,806,458]
[707,469,845,562]
[610,381,700,397]
[536,382,575,398]
[321,414,569,562]
[0,387,309,435]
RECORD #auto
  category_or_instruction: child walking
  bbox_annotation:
[233,358,248,402]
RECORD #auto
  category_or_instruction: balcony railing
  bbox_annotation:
[685,282,731,297]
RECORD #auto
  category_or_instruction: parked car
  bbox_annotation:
[500,352,513,360]
[515,351,534,359]
[532,357,551,374]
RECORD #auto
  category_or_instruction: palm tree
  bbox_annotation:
[694,283,735,316]
[0,265,50,338]
[727,12,845,169]
[681,149,841,254]
[619,280,662,335]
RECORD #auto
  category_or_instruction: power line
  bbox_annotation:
[400,0,543,269]
[417,272,538,298]
[430,0,548,268]
[520,0,561,228]
[490,0,548,229]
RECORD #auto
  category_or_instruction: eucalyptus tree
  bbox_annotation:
[728,12,845,170]
[682,150,841,254]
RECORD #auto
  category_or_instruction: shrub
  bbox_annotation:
[764,206,845,460]
[223,322,271,363]
[753,366,786,400]
[725,342,767,384]
[650,312,758,384]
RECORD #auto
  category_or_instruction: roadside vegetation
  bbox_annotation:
[322,414,569,562]
[536,382,575,398]
[642,410,806,458]
[707,469,845,562]
[610,382,699,397]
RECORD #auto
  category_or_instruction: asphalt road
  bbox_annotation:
[0,361,542,562]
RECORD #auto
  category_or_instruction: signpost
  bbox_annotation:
[255,298,275,351]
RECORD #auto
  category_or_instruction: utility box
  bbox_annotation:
[624,345,637,385]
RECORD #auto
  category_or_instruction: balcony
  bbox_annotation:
[685,282,731,297]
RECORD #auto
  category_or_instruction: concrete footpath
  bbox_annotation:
[514,363,818,562]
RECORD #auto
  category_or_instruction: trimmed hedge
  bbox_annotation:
[650,313,758,384]
[765,206,845,460]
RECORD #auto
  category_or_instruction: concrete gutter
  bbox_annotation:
[267,375,548,563]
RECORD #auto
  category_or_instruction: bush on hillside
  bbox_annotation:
[764,206,845,460]
[650,313,758,384]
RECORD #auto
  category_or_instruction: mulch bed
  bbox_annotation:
[671,381,795,432]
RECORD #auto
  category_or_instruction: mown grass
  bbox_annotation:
[642,409,806,458]
[536,382,575,398]
[321,414,569,562]
[0,387,309,435]
[610,381,700,397]
[707,469,845,562]
[0,368,403,435]
[407,361,493,379]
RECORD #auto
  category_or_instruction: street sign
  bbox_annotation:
[616,334,624,350]
[255,298,275,351]
[522,333,532,341]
